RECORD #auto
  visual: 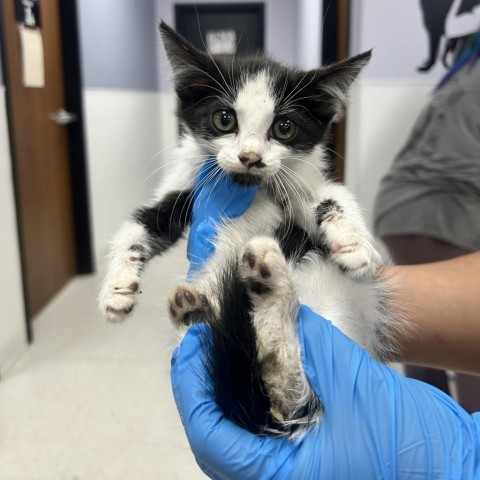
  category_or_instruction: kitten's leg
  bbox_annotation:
[312,183,382,280]
[99,190,192,322]
[239,236,317,424]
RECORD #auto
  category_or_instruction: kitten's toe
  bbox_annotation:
[100,273,141,322]
[168,284,209,328]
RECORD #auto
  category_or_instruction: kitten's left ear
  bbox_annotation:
[313,50,372,119]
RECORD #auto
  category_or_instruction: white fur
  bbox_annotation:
[214,72,303,183]
[99,221,150,322]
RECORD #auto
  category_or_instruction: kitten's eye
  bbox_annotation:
[271,118,297,141]
[212,110,237,134]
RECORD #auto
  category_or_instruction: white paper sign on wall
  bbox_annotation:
[18,25,45,88]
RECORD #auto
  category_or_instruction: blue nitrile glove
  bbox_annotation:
[171,307,480,480]
[186,158,258,277]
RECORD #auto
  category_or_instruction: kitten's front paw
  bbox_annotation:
[99,273,141,322]
[330,238,382,281]
[316,200,382,280]
[168,284,210,328]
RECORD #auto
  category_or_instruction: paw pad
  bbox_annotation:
[168,285,209,327]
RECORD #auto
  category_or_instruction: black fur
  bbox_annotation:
[199,261,277,435]
[133,190,192,255]
[316,199,343,225]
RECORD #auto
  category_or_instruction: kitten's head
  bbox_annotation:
[160,22,370,187]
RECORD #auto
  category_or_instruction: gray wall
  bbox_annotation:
[78,0,160,90]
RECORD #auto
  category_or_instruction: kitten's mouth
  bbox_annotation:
[228,172,264,187]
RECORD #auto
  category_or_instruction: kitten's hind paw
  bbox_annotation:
[99,273,141,322]
[240,237,290,296]
[168,284,210,328]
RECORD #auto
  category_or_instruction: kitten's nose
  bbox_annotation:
[239,153,262,169]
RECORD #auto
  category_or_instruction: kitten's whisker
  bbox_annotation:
[281,70,309,106]
[280,70,318,114]
[323,145,346,163]
[183,81,234,104]
[277,169,312,248]
[281,164,317,201]
[176,58,234,103]
[166,160,221,232]
[273,173,296,243]
[148,143,177,163]
[285,156,324,176]
[203,168,228,213]
[184,94,231,112]
[193,10,237,102]
[142,160,207,191]
[141,157,207,187]
[190,139,221,152]
[171,162,221,235]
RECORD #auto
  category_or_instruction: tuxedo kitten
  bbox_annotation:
[100,22,400,438]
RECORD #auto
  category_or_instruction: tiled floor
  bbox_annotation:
[0,244,207,480]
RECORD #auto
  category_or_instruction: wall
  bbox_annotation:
[345,0,443,229]
[0,43,28,375]
[77,0,163,262]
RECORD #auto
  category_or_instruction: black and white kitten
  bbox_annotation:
[100,22,399,438]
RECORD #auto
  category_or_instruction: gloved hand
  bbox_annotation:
[175,160,480,479]
[186,157,258,277]
[172,309,480,479]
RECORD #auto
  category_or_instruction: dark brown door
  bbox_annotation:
[1,0,76,318]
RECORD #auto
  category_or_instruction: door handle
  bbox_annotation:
[50,108,77,125]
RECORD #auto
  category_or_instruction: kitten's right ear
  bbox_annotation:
[159,21,213,89]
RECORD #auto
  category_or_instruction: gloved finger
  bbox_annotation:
[297,304,373,412]
[192,157,258,220]
[171,325,296,480]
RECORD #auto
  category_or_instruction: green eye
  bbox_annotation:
[212,110,237,133]
[272,118,297,141]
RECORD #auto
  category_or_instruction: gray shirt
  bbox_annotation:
[374,59,480,252]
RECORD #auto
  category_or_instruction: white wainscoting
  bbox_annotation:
[0,87,28,376]
[83,89,167,261]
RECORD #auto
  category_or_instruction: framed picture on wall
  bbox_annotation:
[175,3,265,54]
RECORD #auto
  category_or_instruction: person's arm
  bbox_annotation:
[445,0,480,38]
[389,252,480,374]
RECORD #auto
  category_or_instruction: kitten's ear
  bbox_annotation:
[159,21,215,94]
[313,50,371,119]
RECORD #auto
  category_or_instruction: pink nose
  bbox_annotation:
[239,154,262,169]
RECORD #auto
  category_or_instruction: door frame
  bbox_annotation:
[322,0,351,182]
[0,0,93,342]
